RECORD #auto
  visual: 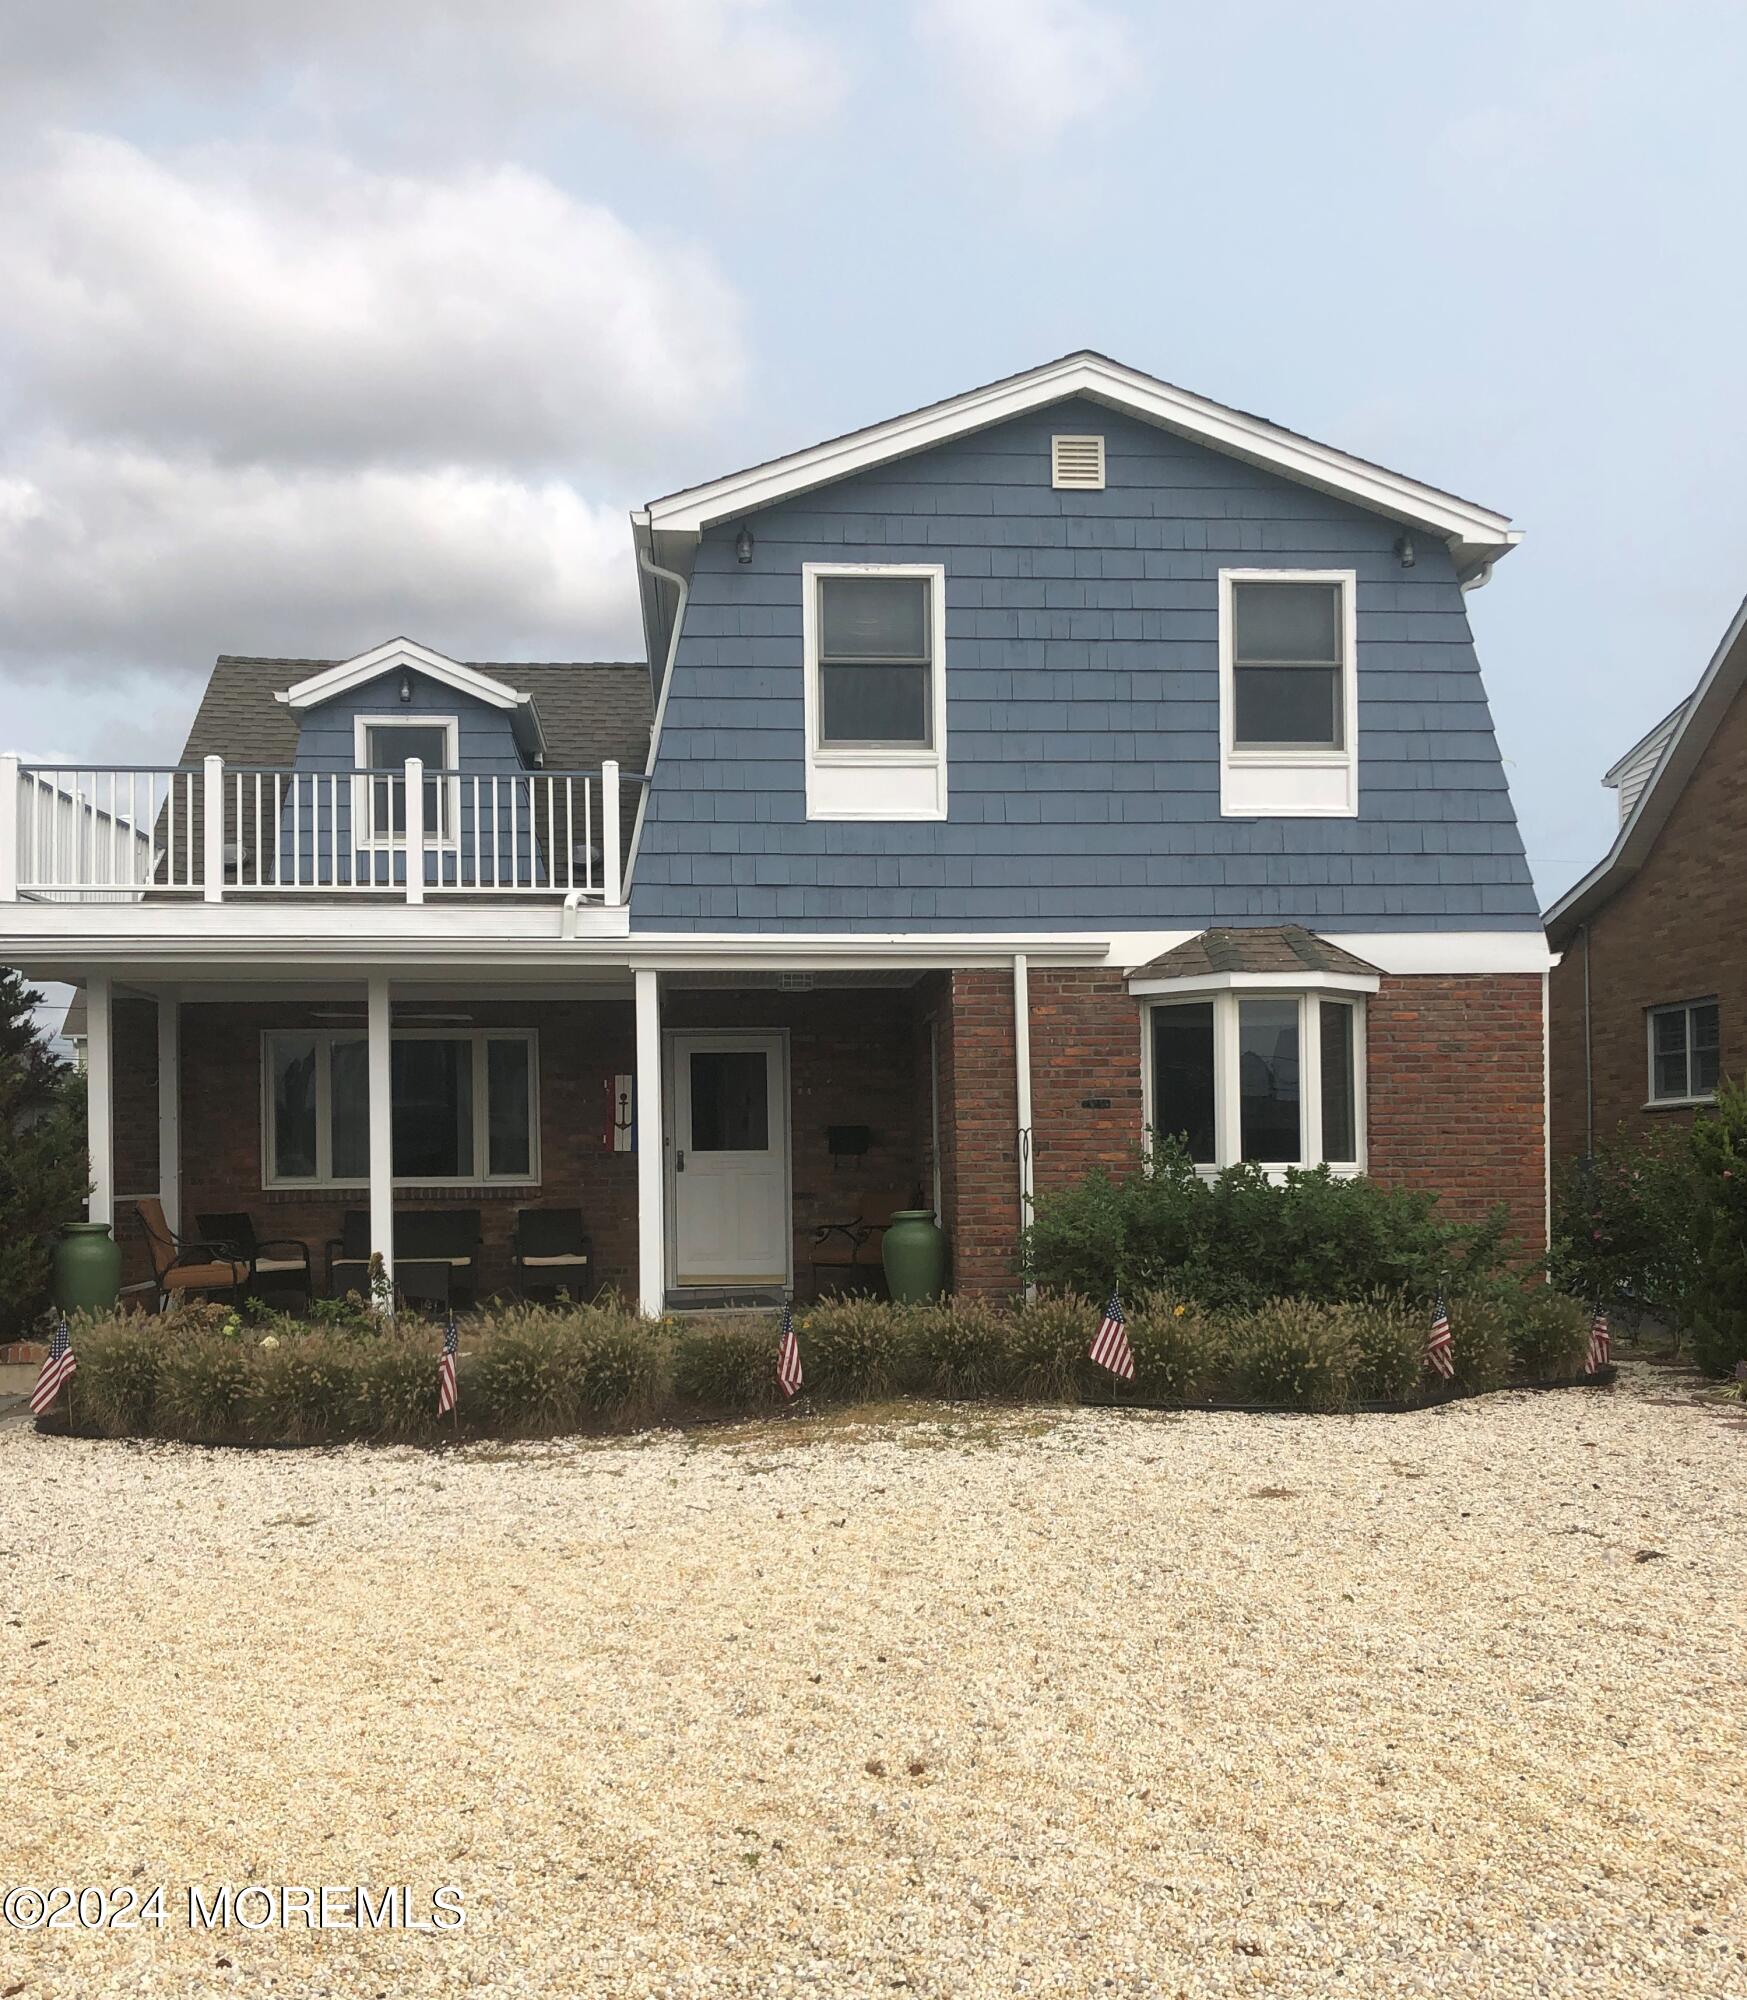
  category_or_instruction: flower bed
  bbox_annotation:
[42,1284,1606,1448]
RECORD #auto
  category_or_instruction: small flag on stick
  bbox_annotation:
[776,1299,803,1400]
[1088,1288,1134,1381]
[437,1310,459,1417]
[1585,1305,1610,1374]
[30,1314,77,1418]
[1425,1294,1455,1380]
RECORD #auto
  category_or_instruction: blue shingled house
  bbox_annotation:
[1,352,1552,1310]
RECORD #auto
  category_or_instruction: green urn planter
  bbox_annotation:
[53,1220,122,1316]
[881,1209,948,1303]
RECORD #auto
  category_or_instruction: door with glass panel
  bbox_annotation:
[667,1034,790,1287]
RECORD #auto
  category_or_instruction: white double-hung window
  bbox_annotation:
[1647,1000,1720,1106]
[353,714,459,846]
[802,563,947,820]
[1219,569,1358,817]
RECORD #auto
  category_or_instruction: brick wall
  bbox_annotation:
[1549,677,1747,1162]
[1367,973,1546,1255]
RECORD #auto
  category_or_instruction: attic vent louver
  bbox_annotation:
[1051,434,1105,490]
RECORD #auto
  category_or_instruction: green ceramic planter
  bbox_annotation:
[53,1221,121,1316]
[881,1209,947,1303]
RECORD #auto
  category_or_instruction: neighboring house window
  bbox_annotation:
[1147,993,1364,1171]
[1647,1000,1720,1105]
[263,1029,537,1186]
[802,562,947,820]
[353,715,459,844]
[1218,568,1358,818]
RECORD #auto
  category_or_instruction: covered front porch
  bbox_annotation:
[72,953,1065,1313]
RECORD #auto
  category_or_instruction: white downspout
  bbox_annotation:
[1014,952,1035,1301]
[622,546,692,894]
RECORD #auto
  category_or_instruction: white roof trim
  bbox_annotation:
[1128,967,1380,998]
[641,351,1521,570]
[1545,594,1747,941]
[276,638,527,715]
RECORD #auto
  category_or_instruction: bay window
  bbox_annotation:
[1148,991,1364,1172]
[263,1029,537,1186]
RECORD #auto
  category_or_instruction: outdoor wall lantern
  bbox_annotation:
[735,524,755,564]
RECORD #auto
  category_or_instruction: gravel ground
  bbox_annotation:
[3,1364,1745,1999]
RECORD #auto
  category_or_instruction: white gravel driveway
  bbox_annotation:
[3,1366,1745,1999]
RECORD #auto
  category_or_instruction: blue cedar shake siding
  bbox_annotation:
[629,397,1541,932]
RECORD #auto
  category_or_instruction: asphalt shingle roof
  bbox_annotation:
[178,656,653,773]
[1130,925,1381,981]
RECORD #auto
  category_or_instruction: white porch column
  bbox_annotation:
[367,972,394,1295]
[156,989,181,1237]
[1013,953,1035,1299]
[634,967,664,1317]
[86,973,114,1229]
[0,753,18,901]
[601,760,622,906]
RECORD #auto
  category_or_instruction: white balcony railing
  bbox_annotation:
[0,755,628,906]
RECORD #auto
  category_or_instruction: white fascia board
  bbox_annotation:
[1128,968,1380,998]
[642,353,1520,566]
[277,638,526,716]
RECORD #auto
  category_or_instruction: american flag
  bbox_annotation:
[1585,1305,1611,1374]
[30,1315,77,1418]
[776,1299,803,1400]
[1425,1294,1455,1380]
[437,1311,459,1417]
[1088,1289,1134,1381]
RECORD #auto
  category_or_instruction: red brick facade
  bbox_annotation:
[107,964,1546,1305]
[1366,973,1546,1256]
[1549,677,1747,1163]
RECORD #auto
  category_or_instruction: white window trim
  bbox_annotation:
[1139,988,1368,1178]
[352,713,462,850]
[1218,568,1359,819]
[261,1027,540,1189]
[1644,999,1719,1109]
[801,561,948,821]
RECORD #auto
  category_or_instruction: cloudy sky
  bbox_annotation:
[2,0,1745,906]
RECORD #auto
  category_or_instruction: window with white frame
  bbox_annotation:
[263,1029,537,1186]
[353,715,458,844]
[1146,991,1364,1171]
[1647,1000,1720,1105]
[802,562,947,820]
[1218,569,1358,818]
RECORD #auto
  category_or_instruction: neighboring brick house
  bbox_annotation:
[0,351,1552,1307]
[1545,595,1747,1161]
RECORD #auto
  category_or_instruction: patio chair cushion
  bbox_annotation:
[521,1252,590,1268]
[164,1258,249,1290]
[252,1255,309,1275]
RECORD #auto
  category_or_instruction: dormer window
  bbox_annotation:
[802,562,947,821]
[354,714,458,845]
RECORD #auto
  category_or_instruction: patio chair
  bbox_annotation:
[398,1209,482,1307]
[809,1188,910,1299]
[196,1211,312,1308]
[325,1209,373,1299]
[512,1206,592,1299]
[135,1196,251,1309]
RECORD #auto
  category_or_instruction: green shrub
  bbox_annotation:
[1446,1295,1513,1394]
[799,1296,912,1398]
[1227,1298,1356,1411]
[1009,1289,1091,1401]
[1340,1292,1426,1406]
[0,970,90,1340]
[154,1335,255,1443]
[1124,1291,1223,1404]
[1685,1080,1747,1375]
[1026,1146,1510,1308]
[907,1297,1013,1399]
[74,1314,167,1434]
[671,1314,784,1412]
[250,1333,363,1443]
[1508,1288,1590,1381]
[1550,1123,1703,1324]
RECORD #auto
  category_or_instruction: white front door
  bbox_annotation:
[668,1033,790,1287]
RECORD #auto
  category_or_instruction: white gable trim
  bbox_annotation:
[277,638,525,716]
[638,351,1521,572]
